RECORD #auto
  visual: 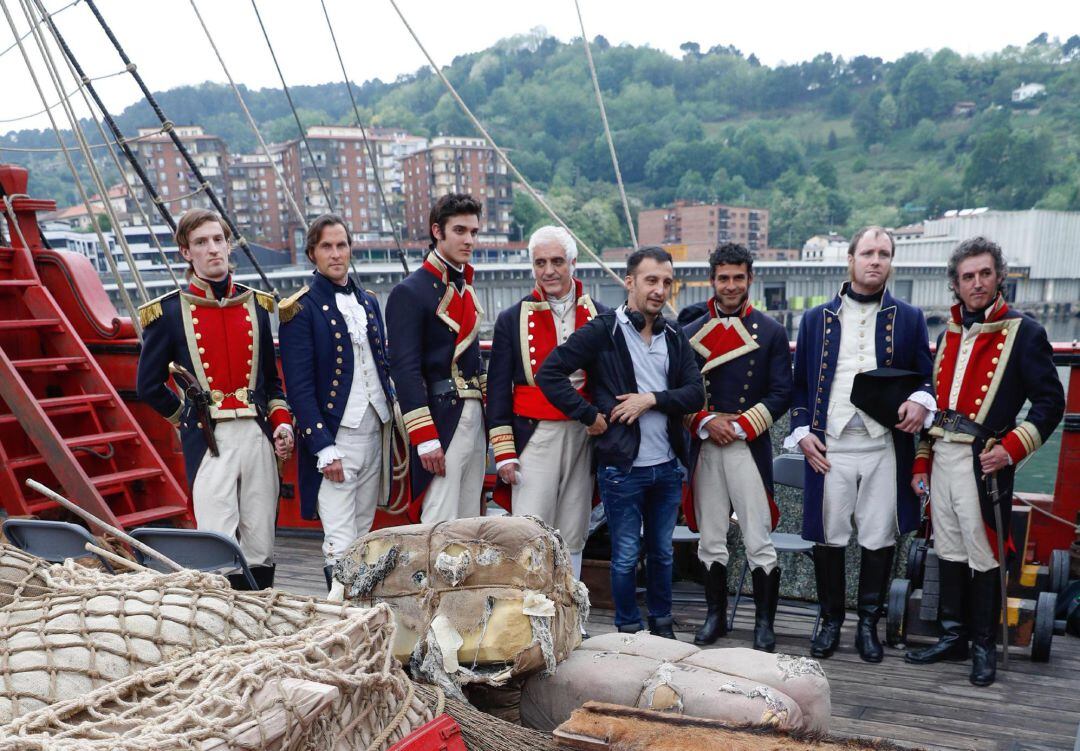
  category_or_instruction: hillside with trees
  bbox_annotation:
[4,29,1080,250]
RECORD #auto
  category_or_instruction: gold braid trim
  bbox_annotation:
[137,290,177,328]
[278,286,309,325]
[254,289,276,314]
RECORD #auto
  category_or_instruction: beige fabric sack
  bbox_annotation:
[333,516,588,697]
[0,604,432,751]
[520,632,830,734]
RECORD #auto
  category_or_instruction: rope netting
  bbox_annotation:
[0,603,432,750]
[0,559,359,722]
[412,682,558,751]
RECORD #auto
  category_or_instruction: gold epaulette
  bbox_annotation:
[253,289,276,314]
[137,290,177,329]
[278,285,309,325]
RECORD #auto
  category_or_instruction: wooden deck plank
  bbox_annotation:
[273,532,1079,751]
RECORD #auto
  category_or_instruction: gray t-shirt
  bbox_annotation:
[615,306,676,468]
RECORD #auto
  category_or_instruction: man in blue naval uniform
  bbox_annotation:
[386,193,487,523]
[279,215,395,589]
[786,226,934,663]
[682,243,792,652]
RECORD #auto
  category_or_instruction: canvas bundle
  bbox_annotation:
[332,516,588,698]
[521,632,831,735]
[0,574,357,722]
[0,543,54,605]
[0,603,433,751]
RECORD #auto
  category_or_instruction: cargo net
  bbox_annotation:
[0,603,433,751]
[0,562,357,723]
[0,544,55,605]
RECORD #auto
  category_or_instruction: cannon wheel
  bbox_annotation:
[906,543,927,589]
[886,578,912,647]
[1031,591,1055,663]
[1048,549,1069,594]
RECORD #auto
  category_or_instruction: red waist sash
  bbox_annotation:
[512,384,584,421]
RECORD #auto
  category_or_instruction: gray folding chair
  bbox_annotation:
[129,528,257,589]
[727,453,821,636]
[2,518,115,573]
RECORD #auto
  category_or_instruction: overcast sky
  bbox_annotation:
[1,0,1078,133]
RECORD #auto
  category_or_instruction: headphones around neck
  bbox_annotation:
[626,307,666,334]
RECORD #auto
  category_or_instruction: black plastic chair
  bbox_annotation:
[2,518,115,573]
[726,453,821,636]
[129,528,258,589]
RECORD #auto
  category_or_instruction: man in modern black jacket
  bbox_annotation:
[537,246,705,637]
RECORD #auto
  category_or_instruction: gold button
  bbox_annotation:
[337,346,343,352]
[244,373,250,380]
[248,344,253,351]
[189,304,196,311]
[886,347,892,353]
[739,397,746,403]
[201,361,210,369]
[327,403,334,409]
[335,369,342,374]
[885,336,892,342]
[529,347,535,353]
[986,371,993,378]
[752,323,759,329]
[331,319,337,325]
[997,343,1004,350]
[332,380,339,386]
[975,398,983,405]
[746,371,753,377]
[330,390,337,397]
[968,413,976,419]
[822,363,828,369]
[197,422,203,429]
[192,318,199,325]
[992,357,999,364]
[316,422,323,429]
[198,347,205,354]
[749,359,755,365]
[743,384,750,390]
[335,332,342,339]
[245,316,251,322]
[336,358,343,364]
[886,324,893,331]
[206,376,213,383]
[322,305,329,311]
[305,428,312,435]
[981,385,988,392]
[195,333,202,340]
[826,328,832,334]
[752,334,758,340]
[246,359,252,366]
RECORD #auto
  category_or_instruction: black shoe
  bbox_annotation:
[810,545,846,658]
[969,568,1001,687]
[227,572,253,591]
[751,566,781,653]
[250,564,276,590]
[905,558,970,664]
[617,622,643,634]
[694,562,728,645]
[855,545,895,663]
[324,565,335,592]
[648,615,676,640]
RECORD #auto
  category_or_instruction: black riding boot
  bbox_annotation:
[905,558,970,664]
[810,545,846,658]
[855,545,895,663]
[969,568,1001,687]
[227,572,253,591]
[694,562,728,645]
[751,566,781,653]
[250,564,276,590]
[324,565,335,592]
[648,615,676,640]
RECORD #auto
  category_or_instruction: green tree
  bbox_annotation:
[675,170,710,202]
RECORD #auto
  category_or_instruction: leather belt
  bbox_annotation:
[931,409,993,441]
[429,376,481,398]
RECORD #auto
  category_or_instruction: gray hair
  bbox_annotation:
[947,236,1008,298]
[528,225,578,265]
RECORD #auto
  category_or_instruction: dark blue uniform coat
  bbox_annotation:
[790,284,933,543]
[278,272,395,520]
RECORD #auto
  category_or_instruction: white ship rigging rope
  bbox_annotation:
[0,0,142,332]
[386,0,627,289]
[23,0,150,304]
[185,0,308,229]
[573,0,637,250]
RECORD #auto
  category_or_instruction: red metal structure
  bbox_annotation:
[0,165,190,531]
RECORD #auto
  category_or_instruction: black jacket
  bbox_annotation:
[536,309,705,471]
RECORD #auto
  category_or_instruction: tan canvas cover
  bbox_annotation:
[520,632,830,734]
[333,516,588,697]
[0,604,432,751]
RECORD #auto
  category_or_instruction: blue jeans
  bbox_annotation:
[598,459,684,629]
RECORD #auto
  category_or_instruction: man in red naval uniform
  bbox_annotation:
[137,209,293,589]
[905,237,1064,686]
[386,194,487,523]
[487,226,609,580]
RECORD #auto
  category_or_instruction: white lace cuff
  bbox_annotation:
[906,390,937,428]
[316,444,342,470]
[783,425,811,452]
[417,439,441,456]
[495,458,519,471]
[273,423,294,438]
[696,414,716,439]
